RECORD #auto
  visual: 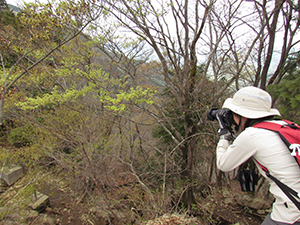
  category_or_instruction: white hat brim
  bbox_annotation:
[223,98,281,119]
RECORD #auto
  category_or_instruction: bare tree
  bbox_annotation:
[4,0,298,213]
[92,0,300,209]
[204,0,300,91]
[268,0,300,85]
[93,0,216,208]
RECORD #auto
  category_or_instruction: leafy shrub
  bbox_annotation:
[7,126,34,148]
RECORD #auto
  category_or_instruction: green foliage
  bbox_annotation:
[151,67,216,148]
[0,7,18,28]
[17,85,91,110]
[17,71,157,112]
[101,85,157,112]
[0,0,8,11]
[268,53,300,123]
[7,125,35,147]
[15,34,157,112]
[151,93,185,147]
[19,1,88,44]
[151,108,185,146]
[0,3,21,67]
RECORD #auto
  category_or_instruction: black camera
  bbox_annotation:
[207,108,236,133]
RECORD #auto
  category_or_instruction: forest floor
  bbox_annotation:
[0,167,272,225]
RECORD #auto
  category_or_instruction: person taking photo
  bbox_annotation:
[215,86,300,224]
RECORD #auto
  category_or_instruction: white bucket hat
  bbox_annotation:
[222,86,281,119]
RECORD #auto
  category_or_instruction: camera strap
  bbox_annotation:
[254,159,300,211]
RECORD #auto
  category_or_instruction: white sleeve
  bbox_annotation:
[216,130,257,172]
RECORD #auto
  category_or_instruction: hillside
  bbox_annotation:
[0,165,271,224]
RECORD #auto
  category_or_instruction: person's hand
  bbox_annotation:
[216,112,230,135]
[216,111,235,141]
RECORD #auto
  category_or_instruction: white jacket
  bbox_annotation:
[217,120,300,223]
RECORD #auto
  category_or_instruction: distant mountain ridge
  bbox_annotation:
[8,3,20,13]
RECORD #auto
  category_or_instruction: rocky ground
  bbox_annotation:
[0,168,272,225]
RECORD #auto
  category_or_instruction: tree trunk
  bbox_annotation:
[260,0,285,89]
[180,141,196,208]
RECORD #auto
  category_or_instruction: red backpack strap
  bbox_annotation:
[253,119,299,129]
[253,158,300,210]
[253,120,283,131]
[253,158,269,173]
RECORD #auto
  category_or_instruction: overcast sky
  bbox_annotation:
[7,0,24,6]
[5,0,299,73]
[7,0,34,7]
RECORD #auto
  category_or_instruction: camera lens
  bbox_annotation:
[207,108,220,121]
